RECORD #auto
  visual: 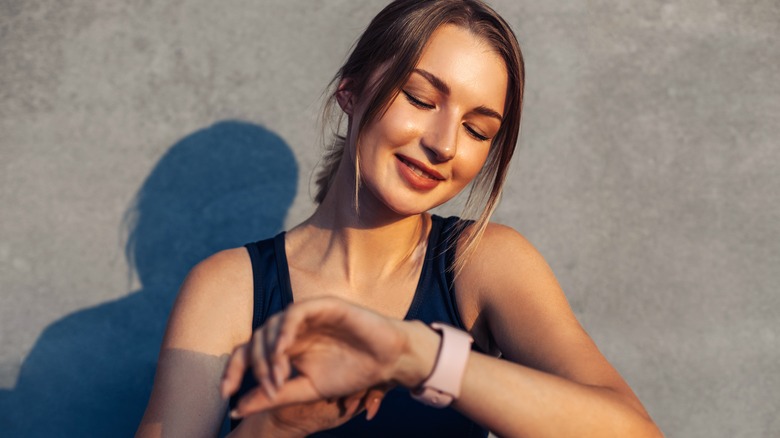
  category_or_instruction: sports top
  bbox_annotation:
[229,215,489,437]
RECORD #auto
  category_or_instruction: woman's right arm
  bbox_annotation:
[136,248,254,438]
[135,248,372,438]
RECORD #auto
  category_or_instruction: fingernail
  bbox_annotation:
[366,398,380,421]
[229,409,242,419]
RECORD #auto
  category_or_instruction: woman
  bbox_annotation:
[138,1,662,437]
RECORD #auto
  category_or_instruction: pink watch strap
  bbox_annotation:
[411,322,474,408]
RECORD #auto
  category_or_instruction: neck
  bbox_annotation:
[290,158,430,286]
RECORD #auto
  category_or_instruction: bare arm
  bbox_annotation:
[136,248,254,438]
[136,248,378,438]
[422,223,660,436]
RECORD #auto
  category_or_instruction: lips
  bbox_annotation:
[396,155,444,181]
[395,154,445,191]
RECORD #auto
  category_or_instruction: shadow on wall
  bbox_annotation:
[0,121,298,437]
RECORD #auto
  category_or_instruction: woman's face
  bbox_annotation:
[351,24,508,216]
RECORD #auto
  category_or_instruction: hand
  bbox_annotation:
[233,388,386,438]
[221,297,434,418]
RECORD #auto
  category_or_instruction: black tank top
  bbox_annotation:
[230,215,489,437]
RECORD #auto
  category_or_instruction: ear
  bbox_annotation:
[335,78,355,115]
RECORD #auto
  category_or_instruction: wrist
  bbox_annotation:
[390,320,440,389]
[409,322,474,407]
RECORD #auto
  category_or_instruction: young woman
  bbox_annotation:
[138,1,662,437]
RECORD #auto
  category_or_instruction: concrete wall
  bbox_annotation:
[1,1,778,436]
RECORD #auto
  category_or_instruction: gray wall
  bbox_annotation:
[1,1,778,436]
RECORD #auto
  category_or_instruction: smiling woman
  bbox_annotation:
[348,24,507,217]
[136,1,662,437]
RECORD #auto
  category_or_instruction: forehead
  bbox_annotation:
[414,24,508,113]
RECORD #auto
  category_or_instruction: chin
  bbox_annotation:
[385,199,430,217]
[380,191,453,217]
[361,176,458,217]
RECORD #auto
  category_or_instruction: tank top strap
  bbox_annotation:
[230,234,290,429]
[243,232,293,331]
[407,215,473,332]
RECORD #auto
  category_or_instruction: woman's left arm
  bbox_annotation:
[435,223,662,437]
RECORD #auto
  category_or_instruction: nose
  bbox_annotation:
[421,115,458,162]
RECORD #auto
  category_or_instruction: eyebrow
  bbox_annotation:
[414,68,451,95]
[412,68,504,122]
[473,105,504,122]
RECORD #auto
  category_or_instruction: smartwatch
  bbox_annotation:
[410,322,474,408]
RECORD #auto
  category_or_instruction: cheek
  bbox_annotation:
[367,100,421,148]
[454,146,491,183]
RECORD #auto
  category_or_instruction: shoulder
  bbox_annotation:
[181,247,252,297]
[454,222,577,355]
[456,222,554,295]
[164,247,254,355]
[466,222,540,261]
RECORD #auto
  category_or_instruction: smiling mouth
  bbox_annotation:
[397,155,444,181]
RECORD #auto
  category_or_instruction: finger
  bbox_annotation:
[220,344,249,399]
[229,385,270,419]
[365,395,383,421]
[350,391,369,417]
[265,313,288,389]
[263,315,283,390]
[272,353,291,390]
[343,393,368,419]
[272,323,293,390]
[250,327,277,400]
[365,385,390,421]
[273,306,304,356]
[274,297,346,355]
[231,376,323,419]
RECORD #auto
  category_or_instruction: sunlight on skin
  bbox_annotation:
[354,24,508,217]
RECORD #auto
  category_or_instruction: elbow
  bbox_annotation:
[602,388,664,438]
[640,414,664,438]
[619,412,664,438]
[634,420,664,438]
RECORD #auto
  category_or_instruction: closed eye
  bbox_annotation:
[403,90,491,142]
[402,90,435,110]
[464,124,489,142]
